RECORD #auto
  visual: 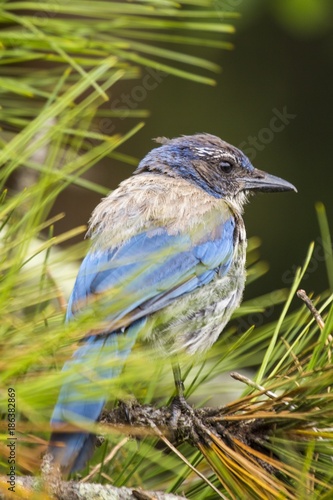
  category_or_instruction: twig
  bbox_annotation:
[230,371,297,411]
[297,289,332,362]
[9,470,183,500]
[297,289,325,330]
[230,372,279,401]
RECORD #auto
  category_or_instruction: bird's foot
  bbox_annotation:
[171,394,193,413]
[169,394,195,430]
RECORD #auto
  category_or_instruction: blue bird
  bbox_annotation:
[48,133,296,473]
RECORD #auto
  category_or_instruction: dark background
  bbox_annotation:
[52,1,333,302]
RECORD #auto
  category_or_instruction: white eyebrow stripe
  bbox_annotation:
[194,147,237,162]
[195,147,217,157]
[221,152,237,162]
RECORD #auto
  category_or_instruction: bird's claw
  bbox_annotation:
[169,394,194,429]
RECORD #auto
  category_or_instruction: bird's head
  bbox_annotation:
[135,133,296,211]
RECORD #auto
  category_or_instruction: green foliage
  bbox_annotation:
[0,0,237,193]
[0,2,332,499]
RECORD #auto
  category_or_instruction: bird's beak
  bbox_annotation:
[243,168,297,193]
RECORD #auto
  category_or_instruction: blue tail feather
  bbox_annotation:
[48,318,146,472]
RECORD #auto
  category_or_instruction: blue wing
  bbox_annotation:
[67,216,236,333]
[49,212,236,472]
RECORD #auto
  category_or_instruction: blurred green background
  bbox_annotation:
[47,0,333,305]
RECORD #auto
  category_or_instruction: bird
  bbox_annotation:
[48,133,296,474]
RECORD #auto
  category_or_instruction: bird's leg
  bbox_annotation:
[172,361,185,401]
[170,361,194,430]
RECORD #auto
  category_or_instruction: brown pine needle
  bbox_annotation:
[81,436,129,483]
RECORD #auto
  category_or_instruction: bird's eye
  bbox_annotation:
[219,161,233,174]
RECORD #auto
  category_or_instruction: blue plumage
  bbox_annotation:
[48,133,296,473]
[50,319,145,471]
[68,219,234,323]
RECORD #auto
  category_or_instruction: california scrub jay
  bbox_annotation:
[48,133,296,473]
